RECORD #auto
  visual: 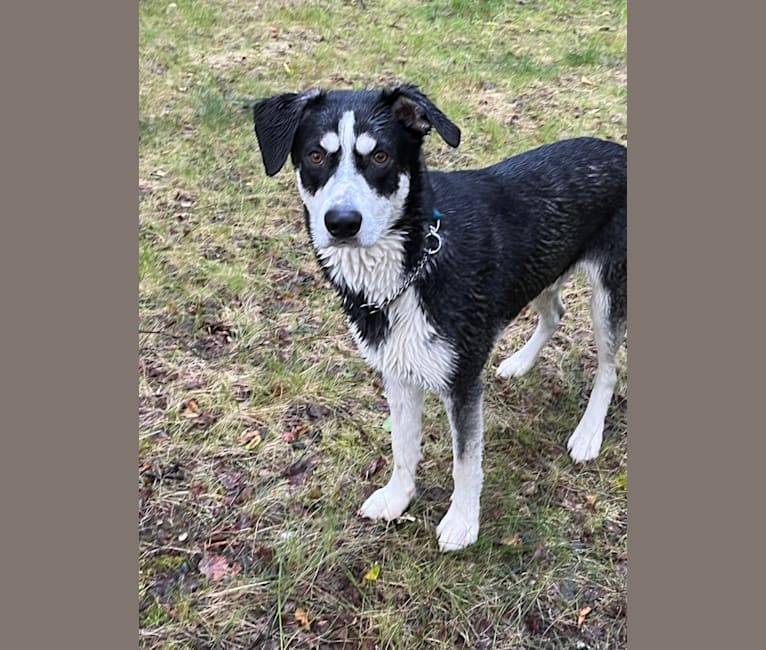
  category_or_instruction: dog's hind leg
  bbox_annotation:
[359,377,425,521]
[496,279,567,378]
[437,380,484,552]
[567,259,626,462]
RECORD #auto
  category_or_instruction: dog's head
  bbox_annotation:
[253,85,460,249]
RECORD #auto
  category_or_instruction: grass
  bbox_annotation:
[139,0,627,647]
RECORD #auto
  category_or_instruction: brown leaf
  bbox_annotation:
[253,544,274,562]
[198,554,241,582]
[585,495,597,511]
[239,429,263,447]
[294,606,310,630]
[189,480,206,498]
[306,403,331,420]
[282,453,322,486]
[282,422,309,444]
[501,533,523,546]
[181,399,200,418]
[524,612,542,635]
[577,605,592,627]
[362,456,385,480]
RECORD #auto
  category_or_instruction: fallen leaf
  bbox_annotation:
[306,485,322,500]
[239,430,263,448]
[362,456,385,480]
[306,403,331,420]
[253,544,274,562]
[577,605,592,627]
[294,606,310,630]
[501,533,523,546]
[282,423,308,444]
[521,481,539,496]
[585,495,597,511]
[198,554,241,582]
[363,563,381,581]
[181,399,200,418]
[282,453,322,486]
[524,611,542,635]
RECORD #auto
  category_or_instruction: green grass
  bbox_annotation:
[139,0,626,647]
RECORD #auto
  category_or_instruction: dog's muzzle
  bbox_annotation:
[324,208,362,241]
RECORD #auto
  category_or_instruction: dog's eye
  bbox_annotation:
[307,150,325,165]
[372,150,389,165]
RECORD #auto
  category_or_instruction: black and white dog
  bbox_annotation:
[252,84,626,551]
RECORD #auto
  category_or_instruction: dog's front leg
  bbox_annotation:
[358,377,425,521]
[437,383,484,552]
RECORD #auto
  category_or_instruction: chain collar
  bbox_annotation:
[360,209,443,315]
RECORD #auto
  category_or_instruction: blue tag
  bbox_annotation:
[433,208,443,220]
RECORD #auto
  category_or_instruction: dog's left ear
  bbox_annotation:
[253,88,323,176]
[382,84,461,148]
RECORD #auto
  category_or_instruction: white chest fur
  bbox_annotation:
[350,289,456,394]
[319,234,455,393]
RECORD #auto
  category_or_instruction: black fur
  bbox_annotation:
[424,138,627,390]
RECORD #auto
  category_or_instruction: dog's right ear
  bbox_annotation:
[253,89,323,176]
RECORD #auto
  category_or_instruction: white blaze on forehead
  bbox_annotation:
[337,110,356,158]
[355,132,377,156]
[319,131,340,153]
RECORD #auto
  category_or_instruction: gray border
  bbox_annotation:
[629,1,764,647]
[1,2,137,648]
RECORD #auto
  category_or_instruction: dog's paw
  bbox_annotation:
[436,505,479,552]
[496,351,536,378]
[358,483,413,522]
[567,419,604,463]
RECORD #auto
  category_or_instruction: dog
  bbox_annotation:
[252,84,626,551]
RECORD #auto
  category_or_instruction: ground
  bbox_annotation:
[139,1,627,647]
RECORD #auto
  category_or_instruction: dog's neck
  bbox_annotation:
[317,230,408,307]
[316,152,438,310]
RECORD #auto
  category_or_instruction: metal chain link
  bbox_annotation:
[361,218,442,314]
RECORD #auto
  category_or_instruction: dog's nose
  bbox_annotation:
[325,209,362,239]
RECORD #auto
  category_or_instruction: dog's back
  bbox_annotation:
[424,137,626,343]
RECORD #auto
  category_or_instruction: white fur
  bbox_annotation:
[567,364,616,462]
[351,289,455,394]
[319,131,340,153]
[567,261,621,462]
[297,111,410,248]
[496,281,566,378]
[318,230,406,305]
[436,398,483,551]
[355,132,377,155]
[359,379,424,521]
